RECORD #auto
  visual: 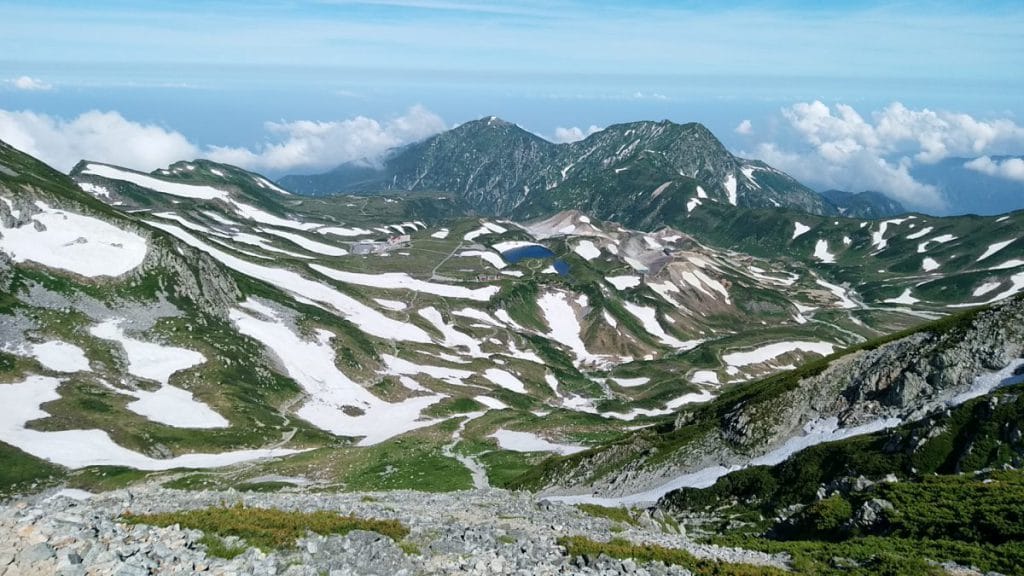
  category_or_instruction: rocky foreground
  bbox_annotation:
[0,486,788,576]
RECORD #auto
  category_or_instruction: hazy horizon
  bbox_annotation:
[2,0,1022,213]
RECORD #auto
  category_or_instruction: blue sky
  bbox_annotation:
[1,1,1022,211]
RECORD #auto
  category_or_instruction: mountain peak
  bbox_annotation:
[456,116,515,131]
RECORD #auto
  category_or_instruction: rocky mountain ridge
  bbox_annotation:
[279,117,834,226]
[525,295,1024,502]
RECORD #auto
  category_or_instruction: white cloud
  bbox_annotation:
[964,156,1024,182]
[750,101,1024,211]
[10,76,53,91]
[0,110,199,172]
[734,119,752,135]
[551,125,602,144]
[0,106,446,174]
[206,105,446,172]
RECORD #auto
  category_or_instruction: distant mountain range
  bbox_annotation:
[281,117,1024,221]
[279,117,846,228]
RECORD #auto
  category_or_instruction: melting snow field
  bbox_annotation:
[91,320,205,385]
[691,370,719,384]
[922,257,941,272]
[792,222,811,239]
[607,276,642,290]
[81,164,228,200]
[723,174,738,206]
[20,341,90,373]
[977,239,1016,262]
[723,341,835,367]
[90,319,228,428]
[0,201,147,277]
[538,291,610,367]
[883,289,920,305]
[458,250,507,269]
[262,229,348,256]
[610,377,650,388]
[972,282,1001,297]
[623,302,700,350]
[490,429,586,455]
[232,302,444,445]
[870,218,912,252]
[816,278,858,309]
[812,239,836,263]
[483,369,527,394]
[0,375,299,469]
[146,222,431,343]
[311,265,500,302]
[917,234,957,254]
[573,240,601,260]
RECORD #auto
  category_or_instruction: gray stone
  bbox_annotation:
[21,542,55,563]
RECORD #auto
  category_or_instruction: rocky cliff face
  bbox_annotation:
[536,297,1024,499]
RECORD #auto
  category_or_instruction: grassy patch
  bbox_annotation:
[0,441,65,497]
[575,504,639,526]
[66,466,149,492]
[713,535,1024,576]
[558,536,788,576]
[198,534,248,559]
[125,503,409,551]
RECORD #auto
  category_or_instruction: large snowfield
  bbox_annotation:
[0,201,147,277]
[231,301,445,445]
[0,375,299,469]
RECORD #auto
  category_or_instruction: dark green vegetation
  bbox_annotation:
[820,190,906,219]
[663,379,1024,522]
[655,377,1024,575]
[0,441,66,497]
[124,503,409,552]
[558,536,788,576]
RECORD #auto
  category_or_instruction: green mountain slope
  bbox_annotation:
[279,117,835,224]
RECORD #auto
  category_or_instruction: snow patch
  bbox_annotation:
[573,240,601,260]
[19,341,90,373]
[723,341,835,367]
[883,288,920,305]
[0,202,147,277]
[232,305,444,445]
[0,375,298,469]
[723,174,737,206]
[623,302,700,350]
[312,265,500,302]
[81,164,228,200]
[977,239,1016,262]
[147,222,431,343]
[490,429,586,455]
[792,222,811,239]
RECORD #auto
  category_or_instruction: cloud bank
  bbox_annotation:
[751,101,1024,211]
[0,106,446,174]
[964,156,1024,183]
[551,125,602,143]
[734,119,752,135]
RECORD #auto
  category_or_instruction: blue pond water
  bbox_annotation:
[500,245,556,263]
[499,245,570,276]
